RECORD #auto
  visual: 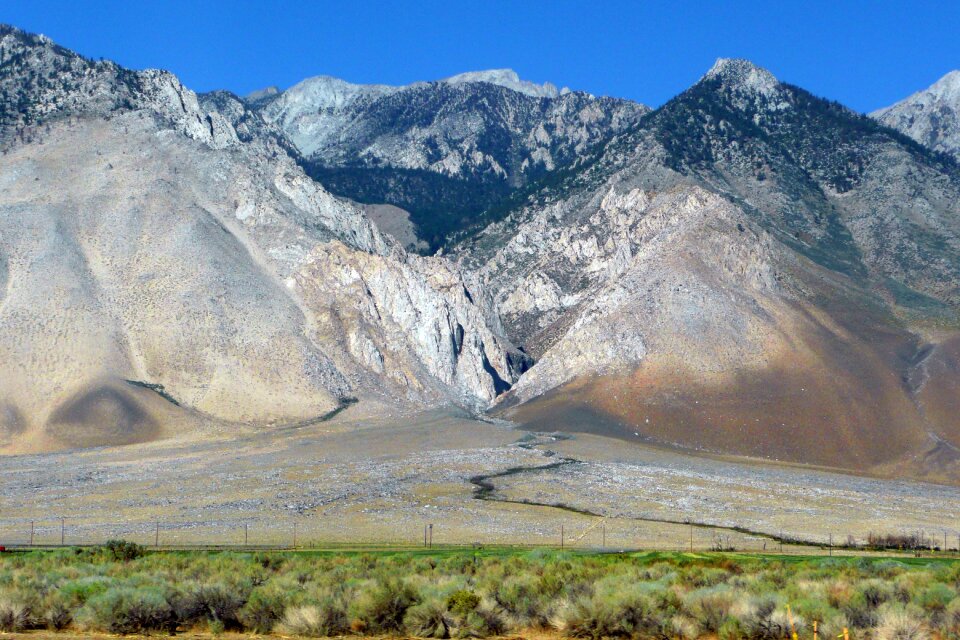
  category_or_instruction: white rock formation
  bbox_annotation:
[872,70,960,159]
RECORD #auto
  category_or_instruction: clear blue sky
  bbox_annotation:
[2,0,958,112]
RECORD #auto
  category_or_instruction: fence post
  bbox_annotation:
[244,523,248,546]
[155,521,160,548]
[60,517,65,546]
[29,521,34,547]
[561,524,564,549]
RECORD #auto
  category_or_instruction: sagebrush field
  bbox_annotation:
[0,545,958,639]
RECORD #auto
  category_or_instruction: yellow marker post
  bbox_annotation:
[787,605,798,640]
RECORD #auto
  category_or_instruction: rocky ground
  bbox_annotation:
[1,406,958,550]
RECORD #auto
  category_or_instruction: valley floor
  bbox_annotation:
[1,405,959,549]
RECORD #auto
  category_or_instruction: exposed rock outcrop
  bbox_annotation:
[872,70,960,160]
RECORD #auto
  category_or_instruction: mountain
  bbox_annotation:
[203,71,648,251]
[459,58,960,480]
[0,25,525,453]
[5,26,960,484]
[872,70,960,160]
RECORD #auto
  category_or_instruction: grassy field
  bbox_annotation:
[0,545,957,638]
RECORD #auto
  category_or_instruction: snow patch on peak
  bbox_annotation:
[703,58,780,97]
[443,68,560,98]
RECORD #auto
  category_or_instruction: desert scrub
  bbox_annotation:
[281,595,350,637]
[0,593,31,631]
[1,547,959,636]
[874,605,929,640]
[75,585,177,634]
[351,577,419,633]
[238,584,290,633]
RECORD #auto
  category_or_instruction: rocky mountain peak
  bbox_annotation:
[925,69,960,101]
[442,68,561,98]
[0,23,238,149]
[702,57,781,98]
[871,69,960,159]
[244,85,280,104]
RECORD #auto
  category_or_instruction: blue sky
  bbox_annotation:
[2,0,958,112]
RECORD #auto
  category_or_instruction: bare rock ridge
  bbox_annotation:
[0,25,236,149]
[872,70,960,160]
[0,24,523,453]
[200,68,649,251]
[441,68,564,98]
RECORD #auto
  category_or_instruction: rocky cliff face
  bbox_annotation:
[0,25,523,453]
[872,70,960,160]
[0,25,237,149]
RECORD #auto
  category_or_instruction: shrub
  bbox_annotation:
[0,596,30,632]
[819,613,851,640]
[560,592,663,639]
[238,586,287,634]
[917,583,955,614]
[282,600,350,637]
[352,578,419,633]
[405,599,450,638]
[461,601,506,638]
[874,607,928,640]
[55,576,114,608]
[494,574,551,627]
[42,593,72,630]
[671,614,701,640]
[100,539,146,562]
[171,582,247,629]
[447,589,481,617]
[719,616,746,640]
[685,586,735,633]
[76,586,176,634]
[860,579,894,608]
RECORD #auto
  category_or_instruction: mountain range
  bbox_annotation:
[2,23,960,484]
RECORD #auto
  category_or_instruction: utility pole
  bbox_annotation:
[428,523,433,548]
[602,523,606,548]
[29,521,34,547]
[829,533,832,557]
[244,523,248,546]
[424,524,428,548]
[779,531,783,553]
[561,524,564,549]
[60,517,65,546]
[155,521,160,548]
[293,523,297,549]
